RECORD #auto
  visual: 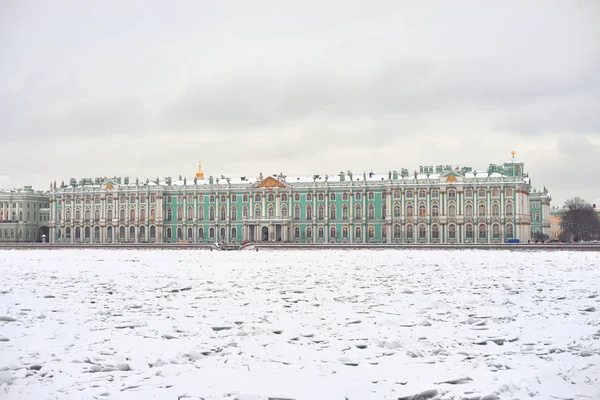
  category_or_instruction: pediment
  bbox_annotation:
[256,176,286,188]
[440,170,463,183]
[101,179,118,190]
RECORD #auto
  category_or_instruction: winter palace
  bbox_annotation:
[38,156,550,245]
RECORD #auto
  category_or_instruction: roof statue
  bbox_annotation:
[511,150,516,159]
[195,161,205,179]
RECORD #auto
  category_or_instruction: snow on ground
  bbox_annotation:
[1,249,599,400]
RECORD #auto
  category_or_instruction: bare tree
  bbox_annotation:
[561,197,600,242]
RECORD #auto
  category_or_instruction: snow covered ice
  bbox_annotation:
[1,249,599,400]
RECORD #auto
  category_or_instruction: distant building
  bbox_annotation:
[529,187,552,238]
[47,158,543,244]
[0,186,50,242]
[549,199,600,240]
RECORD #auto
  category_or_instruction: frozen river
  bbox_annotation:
[1,249,599,400]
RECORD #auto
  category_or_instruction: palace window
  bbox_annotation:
[318,205,324,220]
[505,204,514,217]
[432,224,439,239]
[307,193,312,201]
[330,192,336,201]
[448,190,456,199]
[492,188,500,197]
[243,194,248,202]
[268,206,274,219]
[342,192,349,201]
[393,190,400,199]
[506,224,514,238]
[419,204,426,217]
[187,227,193,240]
[198,206,204,221]
[431,204,439,217]
[209,206,215,220]
[431,190,439,198]
[329,204,336,220]
[281,194,288,202]
[95,197,101,204]
[209,227,215,239]
[448,204,456,217]
[187,206,193,219]
[231,206,237,221]
[505,187,513,197]
[406,190,413,199]
[406,224,414,239]
[381,204,386,218]
[355,192,361,201]
[268,194,274,202]
[465,189,473,197]
[306,226,312,239]
[254,206,261,219]
[318,226,324,240]
[281,205,288,218]
[479,224,486,238]
[232,194,237,202]
[294,205,300,220]
[419,190,426,199]
[419,224,426,239]
[466,224,473,239]
[221,195,226,203]
[330,226,337,239]
[465,204,473,217]
[393,224,401,239]
[318,193,324,201]
[478,188,486,197]
[140,209,146,220]
[342,226,348,239]
[355,204,362,219]
[342,205,349,220]
[393,204,401,218]
[210,195,215,203]
[107,209,113,220]
[406,204,414,217]
[294,227,300,239]
[478,204,486,216]
[492,203,500,216]
[306,205,312,220]
[243,206,248,218]
[368,226,375,239]
[449,224,456,239]
[295,193,300,202]
[368,204,375,219]
[535,210,540,222]
[368,192,375,200]
[382,191,386,200]
[493,224,500,238]
[177,206,183,221]
[95,210,100,221]
[178,195,183,203]
[198,194,204,202]
[188,195,193,203]
[355,226,361,239]
[220,206,226,220]
[140,195,146,203]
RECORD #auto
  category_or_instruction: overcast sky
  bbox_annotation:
[1,0,599,205]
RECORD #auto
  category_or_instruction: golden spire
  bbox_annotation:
[195,161,205,179]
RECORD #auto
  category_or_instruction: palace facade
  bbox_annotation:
[0,186,50,242]
[46,159,543,244]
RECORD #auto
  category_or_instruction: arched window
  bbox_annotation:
[492,224,500,238]
[330,226,336,239]
[188,227,193,240]
[393,204,401,218]
[221,195,226,203]
[406,204,413,217]
[177,227,183,240]
[506,224,514,238]
[178,194,183,203]
[478,188,486,197]
[198,227,204,240]
[209,227,215,240]
[187,206,193,220]
[466,204,473,217]
[267,194,274,202]
[210,194,215,203]
[281,205,287,218]
[393,190,400,199]
[448,204,456,217]
[492,187,500,197]
[432,224,439,239]
[198,206,204,221]
[106,226,112,240]
[306,226,312,239]
[254,194,261,202]
[419,224,426,239]
[242,206,248,218]
[342,204,349,220]
[466,224,473,239]
[393,224,401,239]
[318,226,324,239]
[65,210,71,222]
[94,226,100,240]
[75,227,82,240]
[419,189,426,199]
[381,204,386,219]
[85,209,91,221]
[58,209,62,221]
[294,193,300,201]
[478,224,486,238]
[130,208,135,221]
[294,227,300,239]
[209,206,215,220]
[368,204,375,219]
[130,226,136,240]
[231,206,238,221]
[26,211,30,221]
[448,224,456,239]
[317,205,324,220]
[254,205,262,219]
[406,224,414,239]
[281,193,288,202]
[342,226,348,239]
[268,206,275,219]
[478,204,486,216]
[294,205,300,220]
[535,210,540,222]
[419,204,426,217]
[368,192,375,200]
[177,206,183,221]
[231,227,237,240]
[355,204,362,219]
[368,226,375,239]
[75,210,80,220]
[166,227,172,240]
[150,225,156,240]
[431,204,439,217]
[119,226,126,240]
[505,187,513,197]
[140,209,146,221]
[329,204,336,220]
[220,206,226,220]
[342,192,349,201]
[66,227,71,239]
[506,203,514,217]
[84,226,90,239]
[355,226,361,239]
[492,203,500,216]
[306,205,312,220]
